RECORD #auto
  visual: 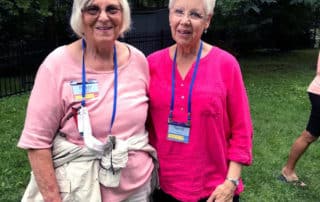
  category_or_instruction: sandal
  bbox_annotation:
[278,174,307,187]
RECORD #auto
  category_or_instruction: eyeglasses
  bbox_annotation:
[172,8,205,21]
[82,4,122,17]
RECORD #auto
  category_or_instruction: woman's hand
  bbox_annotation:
[206,180,236,202]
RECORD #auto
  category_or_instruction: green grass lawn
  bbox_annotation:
[240,49,320,201]
[0,93,30,202]
[0,49,319,201]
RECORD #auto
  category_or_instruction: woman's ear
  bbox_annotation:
[205,14,213,29]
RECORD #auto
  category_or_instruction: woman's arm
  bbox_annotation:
[28,149,62,202]
[226,161,242,184]
[208,54,252,202]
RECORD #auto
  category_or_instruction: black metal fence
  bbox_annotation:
[0,30,173,98]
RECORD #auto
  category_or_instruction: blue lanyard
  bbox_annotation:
[81,39,118,133]
[169,41,203,124]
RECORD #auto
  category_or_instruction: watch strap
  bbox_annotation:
[226,177,239,187]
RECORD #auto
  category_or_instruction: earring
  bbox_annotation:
[204,29,207,34]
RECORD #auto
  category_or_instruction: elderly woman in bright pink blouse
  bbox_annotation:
[147,0,253,201]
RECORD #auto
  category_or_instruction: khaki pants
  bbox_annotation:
[21,160,101,202]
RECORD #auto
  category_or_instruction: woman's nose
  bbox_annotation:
[98,10,110,20]
[180,15,191,25]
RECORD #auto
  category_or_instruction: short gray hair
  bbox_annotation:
[70,0,131,38]
[168,0,216,16]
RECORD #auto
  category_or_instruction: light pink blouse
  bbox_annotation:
[147,46,253,202]
[307,52,320,94]
[18,44,153,202]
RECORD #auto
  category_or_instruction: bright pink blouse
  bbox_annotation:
[147,46,253,202]
[18,44,153,202]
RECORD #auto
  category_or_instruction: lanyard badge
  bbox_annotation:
[168,120,190,143]
[167,41,203,144]
[79,38,118,152]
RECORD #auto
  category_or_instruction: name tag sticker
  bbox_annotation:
[167,122,190,143]
[70,80,99,101]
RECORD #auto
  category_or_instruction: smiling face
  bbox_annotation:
[169,0,211,48]
[81,0,123,46]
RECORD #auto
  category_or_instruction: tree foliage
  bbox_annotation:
[0,0,319,52]
[209,0,319,53]
[0,0,73,45]
[0,0,53,43]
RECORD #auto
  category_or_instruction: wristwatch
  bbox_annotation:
[226,177,239,187]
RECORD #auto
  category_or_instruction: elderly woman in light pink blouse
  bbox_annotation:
[18,0,157,201]
[147,0,253,201]
[280,52,320,187]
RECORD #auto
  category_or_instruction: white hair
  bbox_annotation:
[70,0,131,37]
[168,0,216,16]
